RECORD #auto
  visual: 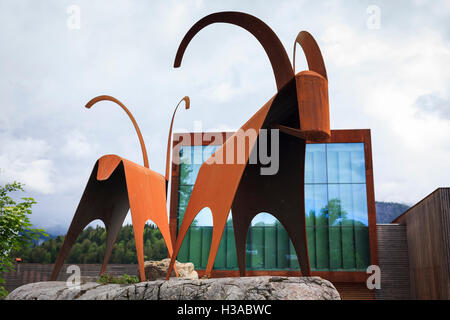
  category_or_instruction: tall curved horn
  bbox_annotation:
[174,11,294,91]
[85,95,150,169]
[293,31,327,80]
[165,96,190,184]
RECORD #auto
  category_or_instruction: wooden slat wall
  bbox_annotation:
[394,188,450,300]
[2,264,138,294]
[333,283,375,300]
[375,224,410,299]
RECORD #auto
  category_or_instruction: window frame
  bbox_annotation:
[169,129,377,283]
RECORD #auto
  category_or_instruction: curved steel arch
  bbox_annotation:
[174,11,294,91]
[293,30,327,79]
[167,12,331,279]
[51,96,190,281]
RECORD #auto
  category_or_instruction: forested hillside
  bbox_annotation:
[375,201,410,223]
[14,224,168,264]
[15,201,410,264]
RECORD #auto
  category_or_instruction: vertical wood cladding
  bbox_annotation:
[333,283,375,300]
[376,224,410,299]
[394,188,450,299]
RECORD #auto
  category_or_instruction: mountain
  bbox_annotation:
[375,201,410,223]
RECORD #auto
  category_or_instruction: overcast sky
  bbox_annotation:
[1,0,449,233]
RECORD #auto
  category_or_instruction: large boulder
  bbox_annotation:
[7,276,340,300]
[143,258,198,280]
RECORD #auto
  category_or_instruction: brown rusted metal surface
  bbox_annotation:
[86,95,150,169]
[174,11,294,91]
[169,129,378,284]
[165,96,190,184]
[293,31,328,80]
[167,12,331,279]
[51,96,188,281]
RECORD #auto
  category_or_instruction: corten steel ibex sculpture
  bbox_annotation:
[51,95,190,281]
[167,11,330,279]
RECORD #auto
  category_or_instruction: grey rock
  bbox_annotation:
[143,258,198,280]
[6,276,340,300]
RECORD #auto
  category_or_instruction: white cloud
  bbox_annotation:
[61,129,96,159]
[1,1,449,229]
[318,18,450,205]
[0,135,55,194]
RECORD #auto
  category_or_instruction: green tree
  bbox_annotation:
[0,181,47,298]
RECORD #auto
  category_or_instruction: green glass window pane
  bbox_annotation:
[352,184,369,226]
[276,222,289,269]
[214,233,227,269]
[201,227,212,269]
[306,226,316,270]
[203,145,218,161]
[176,141,371,272]
[179,146,192,165]
[264,225,277,269]
[328,225,342,270]
[177,228,190,263]
[192,146,203,166]
[189,226,202,268]
[305,144,326,183]
[355,226,370,269]
[305,184,327,270]
[178,186,193,229]
[329,184,355,269]
[247,225,264,269]
[351,148,366,184]
[327,143,365,184]
[289,241,299,270]
[225,223,237,269]
[179,163,200,186]
[315,225,329,270]
[314,184,330,270]
[305,184,328,221]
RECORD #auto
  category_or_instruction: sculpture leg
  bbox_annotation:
[100,208,129,276]
[280,217,310,276]
[52,160,129,281]
[131,221,146,282]
[230,210,254,277]
[230,132,311,276]
[51,217,90,281]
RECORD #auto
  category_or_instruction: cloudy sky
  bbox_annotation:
[1,0,449,233]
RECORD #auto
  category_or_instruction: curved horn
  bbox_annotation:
[165,96,190,184]
[293,31,327,80]
[174,11,294,91]
[85,95,150,169]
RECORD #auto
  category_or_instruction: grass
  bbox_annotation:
[97,273,139,285]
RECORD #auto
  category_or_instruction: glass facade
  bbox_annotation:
[176,142,370,272]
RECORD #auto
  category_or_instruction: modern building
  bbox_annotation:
[3,129,448,299]
[168,129,450,300]
[168,129,379,299]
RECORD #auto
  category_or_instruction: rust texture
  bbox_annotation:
[51,96,189,281]
[167,11,331,279]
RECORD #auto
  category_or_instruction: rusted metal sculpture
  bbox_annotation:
[51,95,189,281]
[167,11,330,279]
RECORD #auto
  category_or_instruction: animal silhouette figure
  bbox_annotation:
[51,95,190,281]
[166,11,330,279]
